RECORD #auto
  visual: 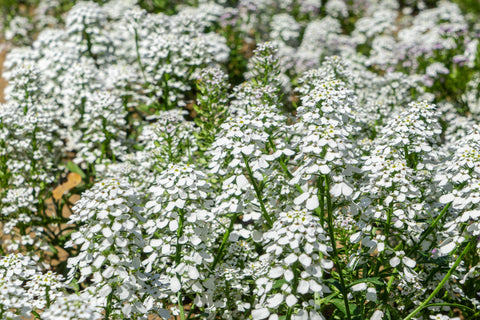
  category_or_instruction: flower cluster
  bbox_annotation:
[253,208,331,320]
[65,178,170,319]
[0,253,64,318]
[1,0,480,320]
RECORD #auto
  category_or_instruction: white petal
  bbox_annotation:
[252,308,270,320]
[305,164,319,174]
[122,303,132,318]
[306,196,319,210]
[284,253,298,265]
[292,309,308,320]
[169,220,179,232]
[366,287,377,301]
[252,231,263,242]
[102,266,114,279]
[439,240,456,255]
[278,236,290,245]
[102,227,113,238]
[402,256,416,268]
[92,255,105,269]
[241,145,255,156]
[90,224,101,233]
[294,192,309,205]
[108,254,120,264]
[175,199,186,209]
[284,269,294,282]
[151,239,163,247]
[330,184,342,197]
[403,265,418,282]
[290,239,300,249]
[309,280,323,292]
[389,257,400,268]
[170,276,181,293]
[98,285,112,298]
[266,293,283,308]
[321,259,334,269]
[350,231,362,243]
[143,245,153,253]
[310,310,325,320]
[188,266,200,280]
[297,280,309,294]
[439,193,455,204]
[285,294,298,307]
[371,310,384,320]
[118,285,130,300]
[237,175,249,188]
[269,266,284,279]
[319,165,331,174]
[299,254,312,267]
[93,271,102,283]
[351,283,367,291]
[264,150,282,161]
[342,183,353,196]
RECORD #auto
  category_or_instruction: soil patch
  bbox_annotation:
[0,42,7,102]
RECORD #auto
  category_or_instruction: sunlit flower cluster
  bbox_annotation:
[1,0,480,319]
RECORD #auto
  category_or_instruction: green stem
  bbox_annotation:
[212,213,238,269]
[177,291,186,320]
[267,137,292,179]
[266,139,321,224]
[185,302,196,320]
[162,73,171,109]
[175,210,186,320]
[403,240,473,320]
[104,288,114,320]
[386,271,397,293]
[317,179,325,225]
[242,154,273,226]
[384,202,393,248]
[373,202,394,276]
[407,202,451,257]
[286,307,293,320]
[175,209,185,265]
[134,28,147,84]
[324,176,352,320]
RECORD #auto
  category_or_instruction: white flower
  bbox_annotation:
[366,287,377,301]
[371,310,384,320]
[252,308,270,320]
[331,182,354,197]
[351,283,367,291]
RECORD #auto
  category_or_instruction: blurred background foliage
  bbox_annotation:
[0,0,478,43]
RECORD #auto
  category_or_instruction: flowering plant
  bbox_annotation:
[1,0,480,320]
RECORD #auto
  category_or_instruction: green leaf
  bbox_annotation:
[48,243,58,255]
[385,307,392,320]
[31,310,41,319]
[70,278,80,292]
[319,291,339,305]
[330,299,357,316]
[330,299,347,315]
[66,161,86,179]
[324,278,342,292]
[273,279,287,289]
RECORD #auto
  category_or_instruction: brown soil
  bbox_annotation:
[0,42,7,102]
